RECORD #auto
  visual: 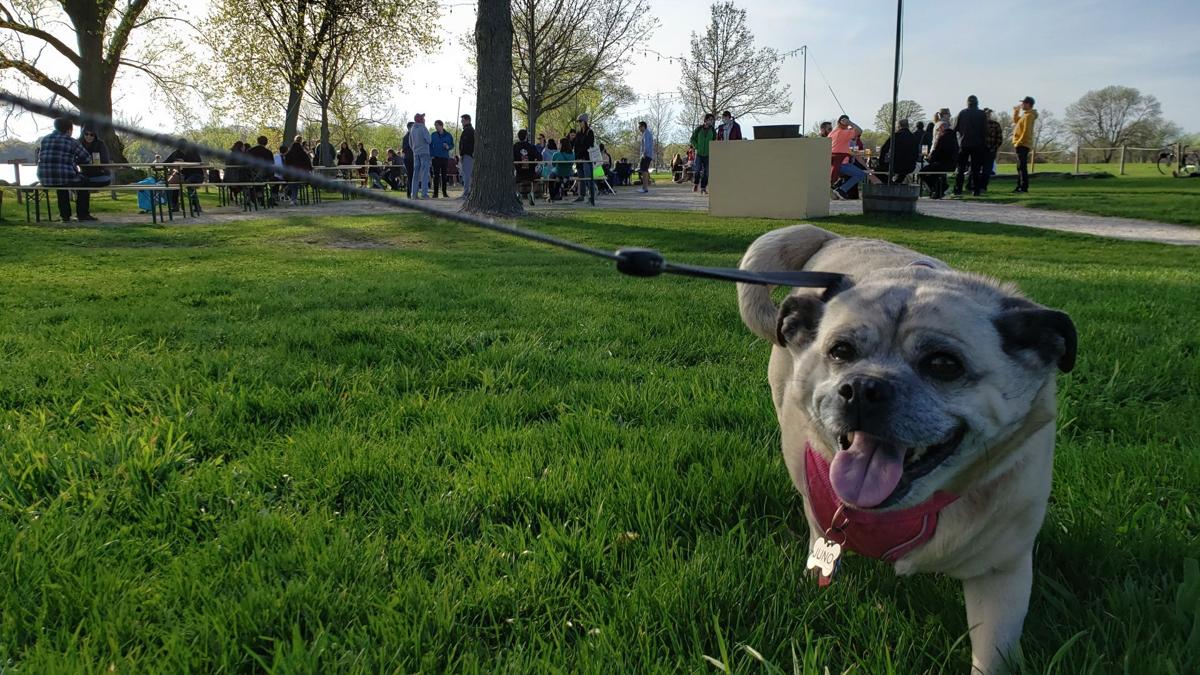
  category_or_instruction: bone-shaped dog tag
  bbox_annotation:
[806,537,842,587]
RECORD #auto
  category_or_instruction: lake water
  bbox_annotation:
[0,164,36,185]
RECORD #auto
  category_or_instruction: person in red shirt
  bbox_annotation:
[828,115,866,199]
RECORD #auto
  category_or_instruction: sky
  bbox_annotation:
[4,0,1200,143]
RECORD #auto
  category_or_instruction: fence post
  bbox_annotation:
[1074,145,1080,174]
[1119,145,1126,175]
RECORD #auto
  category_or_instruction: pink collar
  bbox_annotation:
[804,443,958,562]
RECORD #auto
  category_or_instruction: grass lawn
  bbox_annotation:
[977,169,1200,227]
[1,210,1198,673]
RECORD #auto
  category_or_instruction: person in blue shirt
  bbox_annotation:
[430,119,455,198]
[36,116,93,221]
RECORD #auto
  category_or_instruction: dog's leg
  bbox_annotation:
[962,551,1031,674]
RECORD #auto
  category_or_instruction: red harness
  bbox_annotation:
[805,443,958,562]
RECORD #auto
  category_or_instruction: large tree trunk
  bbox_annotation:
[319,100,333,166]
[283,85,304,144]
[72,3,127,162]
[464,0,522,217]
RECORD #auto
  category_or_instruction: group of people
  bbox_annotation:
[822,95,1039,200]
[512,114,656,206]
[34,117,113,221]
[668,111,744,193]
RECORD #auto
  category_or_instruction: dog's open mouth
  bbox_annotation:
[831,424,967,510]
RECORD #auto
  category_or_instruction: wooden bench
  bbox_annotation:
[17,184,176,224]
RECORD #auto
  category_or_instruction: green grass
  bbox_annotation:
[1,210,1198,673]
[974,170,1200,226]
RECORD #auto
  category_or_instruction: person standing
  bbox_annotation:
[716,110,743,141]
[36,116,92,222]
[430,119,454,198]
[459,114,475,199]
[513,129,540,206]
[981,108,1003,193]
[953,95,988,197]
[572,113,596,206]
[408,113,432,199]
[283,134,313,205]
[637,120,653,194]
[689,113,716,194]
[1012,96,1038,193]
[401,121,415,198]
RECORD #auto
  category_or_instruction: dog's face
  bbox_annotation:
[777,268,1075,510]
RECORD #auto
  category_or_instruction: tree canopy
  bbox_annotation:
[1,0,196,159]
[874,100,925,132]
[1064,85,1181,160]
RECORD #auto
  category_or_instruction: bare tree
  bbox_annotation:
[874,100,925,132]
[641,93,675,167]
[511,0,656,138]
[1064,85,1181,161]
[302,0,430,165]
[464,0,522,217]
[537,77,636,140]
[0,0,196,160]
[678,1,791,122]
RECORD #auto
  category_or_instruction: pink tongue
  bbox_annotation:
[830,433,904,508]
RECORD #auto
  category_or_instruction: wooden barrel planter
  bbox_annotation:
[863,182,919,215]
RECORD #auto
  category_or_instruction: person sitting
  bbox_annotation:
[613,158,633,186]
[551,138,574,201]
[367,149,385,189]
[921,122,959,199]
[36,116,93,222]
[165,138,205,213]
[79,128,112,191]
[671,153,685,182]
[828,115,866,200]
[245,135,276,206]
[385,148,405,191]
[336,142,354,178]
[878,119,919,184]
[513,129,540,206]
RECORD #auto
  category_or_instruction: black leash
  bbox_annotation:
[0,92,844,290]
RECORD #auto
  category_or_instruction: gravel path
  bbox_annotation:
[31,183,1197,246]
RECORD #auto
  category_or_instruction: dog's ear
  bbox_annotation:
[993,301,1077,373]
[776,294,825,348]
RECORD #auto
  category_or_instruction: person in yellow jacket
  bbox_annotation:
[1012,96,1038,193]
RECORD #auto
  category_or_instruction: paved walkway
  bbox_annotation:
[26,183,1198,246]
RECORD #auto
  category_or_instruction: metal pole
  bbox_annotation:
[1119,145,1126,175]
[802,46,807,133]
[1074,144,1080,174]
[888,0,902,179]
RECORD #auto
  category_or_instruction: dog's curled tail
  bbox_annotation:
[737,224,839,344]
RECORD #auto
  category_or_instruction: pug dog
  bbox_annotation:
[737,225,1076,674]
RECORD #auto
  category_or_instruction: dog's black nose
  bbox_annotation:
[838,377,894,415]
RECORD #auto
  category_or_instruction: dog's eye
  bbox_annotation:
[827,341,858,362]
[923,352,966,381]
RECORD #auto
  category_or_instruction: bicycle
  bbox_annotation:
[1157,144,1200,177]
